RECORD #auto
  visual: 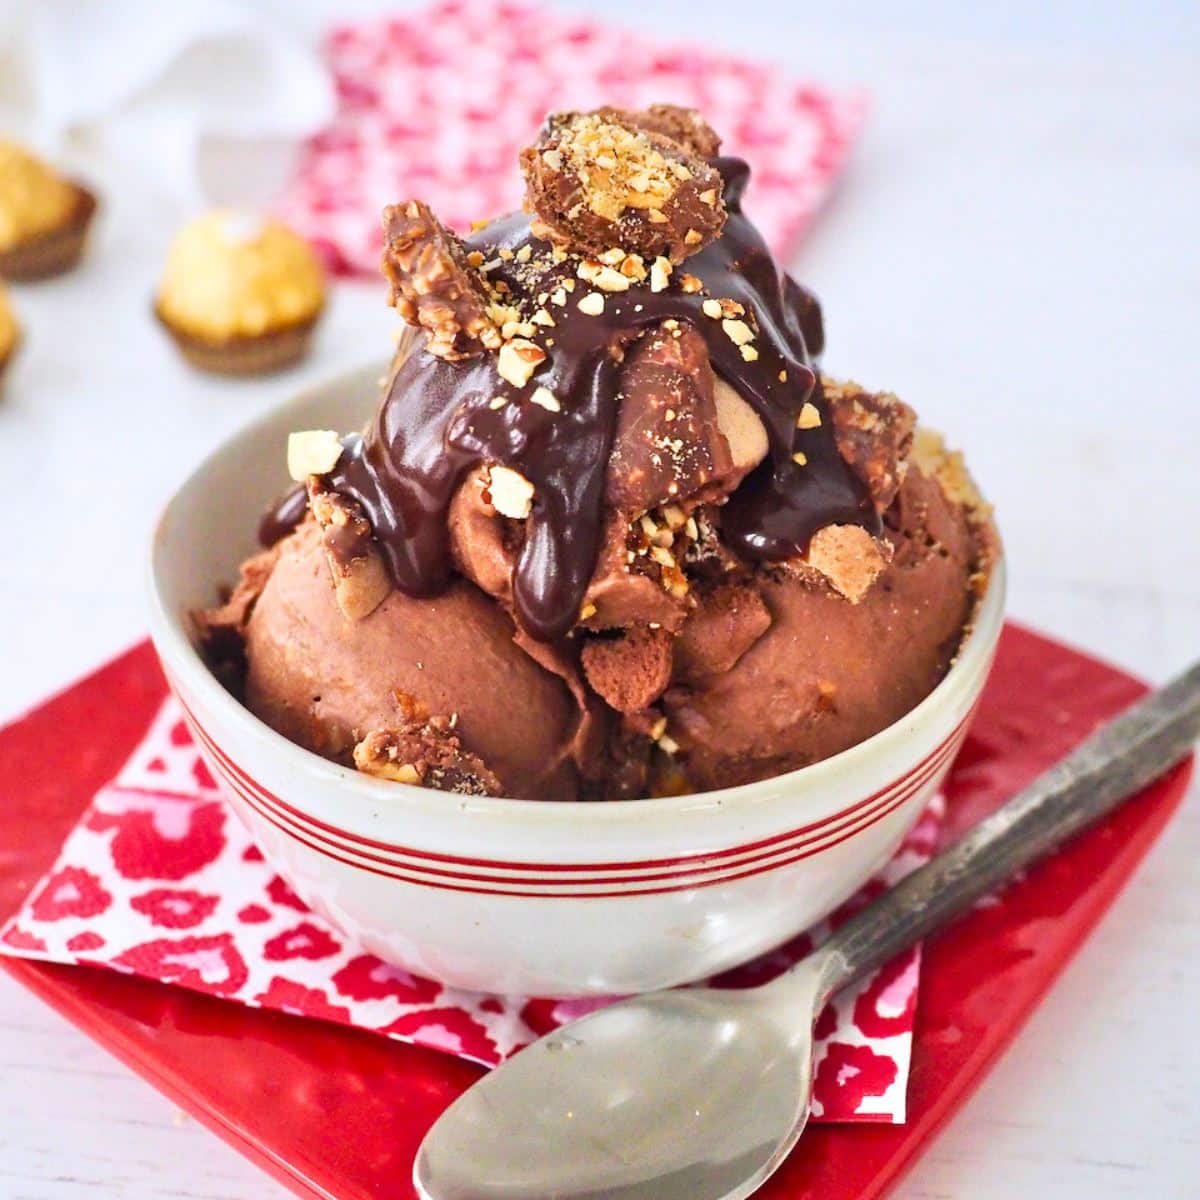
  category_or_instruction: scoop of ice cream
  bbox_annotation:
[235,521,589,800]
[658,457,982,792]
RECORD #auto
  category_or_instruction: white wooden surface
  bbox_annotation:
[1,4,1197,1197]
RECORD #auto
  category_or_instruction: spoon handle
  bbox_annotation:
[810,659,1200,1002]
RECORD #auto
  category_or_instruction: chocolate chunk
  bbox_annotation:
[824,377,916,514]
[353,709,502,797]
[673,581,772,682]
[381,200,501,360]
[582,510,690,633]
[581,624,674,713]
[605,324,733,511]
[520,109,726,262]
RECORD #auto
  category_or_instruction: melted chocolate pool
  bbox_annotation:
[300,159,876,641]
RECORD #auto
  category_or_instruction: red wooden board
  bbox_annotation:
[0,625,1191,1200]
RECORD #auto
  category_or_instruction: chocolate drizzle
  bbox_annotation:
[325,157,876,641]
[258,482,308,547]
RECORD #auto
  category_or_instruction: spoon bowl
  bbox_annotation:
[415,964,825,1200]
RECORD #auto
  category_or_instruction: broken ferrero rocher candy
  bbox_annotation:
[381,200,502,361]
[353,715,502,797]
[520,107,727,262]
[306,482,392,621]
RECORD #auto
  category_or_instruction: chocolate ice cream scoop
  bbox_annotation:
[238,522,595,800]
[219,100,995,802]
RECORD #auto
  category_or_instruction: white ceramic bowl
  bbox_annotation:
[148,363,1006,997]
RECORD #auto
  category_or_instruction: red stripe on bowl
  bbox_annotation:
[193,714,960,887]
[175,688,972,878]
[210,756,951,898]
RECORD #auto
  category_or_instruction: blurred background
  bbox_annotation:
[0,2,1196,1198]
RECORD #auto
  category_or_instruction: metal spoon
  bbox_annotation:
[415,660,1200,1200]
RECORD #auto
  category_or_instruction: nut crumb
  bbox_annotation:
[497,337,546,387]
[531,385,561,412]
[721,318,754,346]
[287,430,343,481]
[487,465,535,519]
[796,402,821,428]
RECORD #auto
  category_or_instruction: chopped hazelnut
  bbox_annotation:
[287,430,343,481]
[797,402,821,429]
[578,258,632,292]
[487,465,535,519]
[531,385,561,412]
[722,318,754,346]
[577,291,606,316]
[497,338,546,388]
[650,255,672,292]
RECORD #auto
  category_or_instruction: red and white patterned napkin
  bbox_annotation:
[1,696,937,1123]
[277,0,866,274]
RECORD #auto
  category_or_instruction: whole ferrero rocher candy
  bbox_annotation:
[154,211,326,376]
[0,140,97,281]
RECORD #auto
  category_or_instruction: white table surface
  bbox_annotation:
[1,3,1197,1197]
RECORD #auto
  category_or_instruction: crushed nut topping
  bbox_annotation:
[650,255,673,292]
[287,430,343,481]
[496,337,546,387]
[486,465,536,519]
[578,258,632,292]
[721,318,754,346]
[354,713,501,797]
[797,401,821,428]
[530,385,561,412]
